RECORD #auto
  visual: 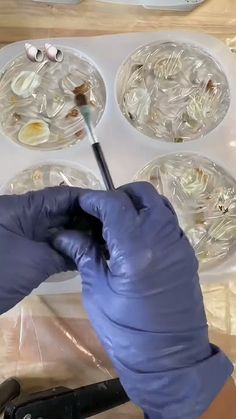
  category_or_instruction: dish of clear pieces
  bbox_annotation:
[0,48,106,150]
[118,42,230,143]
[3,162,101,194]
[136,154,236,268]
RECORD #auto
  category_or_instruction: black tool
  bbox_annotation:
[0,379,21,414]
[4,378,129,419]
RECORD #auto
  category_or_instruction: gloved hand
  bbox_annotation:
[0,187,83,314]
[54,182,233,419]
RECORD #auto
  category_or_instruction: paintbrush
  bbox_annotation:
[74,93,115,191]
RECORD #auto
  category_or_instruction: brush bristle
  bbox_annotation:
[74,92,88,107]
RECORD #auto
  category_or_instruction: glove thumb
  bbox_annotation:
[53,229,92,264]
[53,230,107,286]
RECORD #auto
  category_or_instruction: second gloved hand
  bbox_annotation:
[0,187,83,314]
[54,182,233,419]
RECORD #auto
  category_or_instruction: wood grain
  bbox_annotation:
[0,0,236,48]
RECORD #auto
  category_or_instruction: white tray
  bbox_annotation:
[97,0,205,11]
[0,32,236,294]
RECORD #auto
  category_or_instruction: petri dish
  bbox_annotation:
[0,48,106,150]
[118,42,230,143]
[135,153,236,268]
[2,162,101,194]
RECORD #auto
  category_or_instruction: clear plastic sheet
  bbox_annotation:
[0,295,142,418]
[0,48,106,150]
[0,289,235,419]
[135,154,236,269]
[1,2,236,416]
[202,280,236,384]
[118,42,230,143]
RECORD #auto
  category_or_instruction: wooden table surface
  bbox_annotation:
[0,0,236,50]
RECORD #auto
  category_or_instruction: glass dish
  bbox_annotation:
[135,154,236,268]
[0,48,106,150]
[3,162,101,194]
[118,42,230,142]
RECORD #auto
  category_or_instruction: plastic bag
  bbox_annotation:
[202,280,236,383]
[0,294,142,418]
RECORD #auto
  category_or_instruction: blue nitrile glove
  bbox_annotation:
[0,187,83,314]
[54,182,233,419]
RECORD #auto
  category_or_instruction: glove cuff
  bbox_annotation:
[116,345,233,419]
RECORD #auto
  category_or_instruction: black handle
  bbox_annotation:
[75,378,129,418]
[4,378,129,419]
[92,142,115,191]
[0,379,21,414]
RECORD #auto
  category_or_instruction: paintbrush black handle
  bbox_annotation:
[92,142,115,191]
